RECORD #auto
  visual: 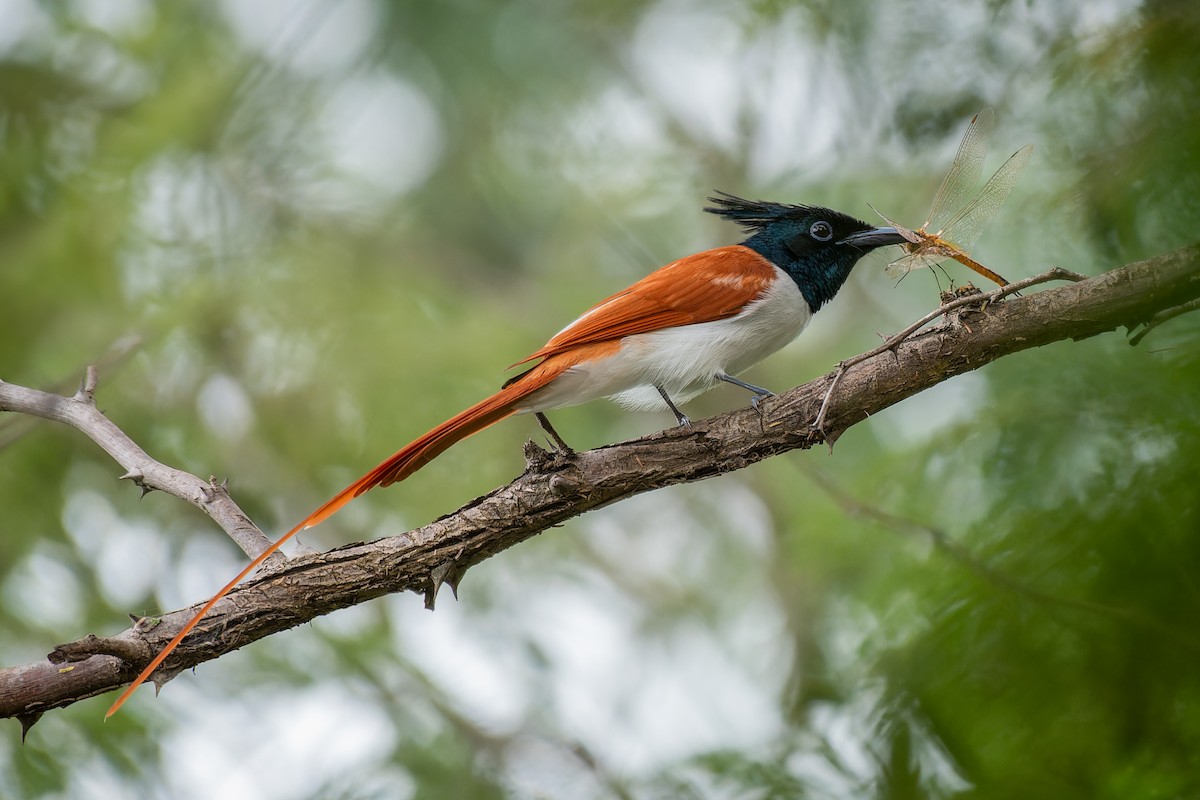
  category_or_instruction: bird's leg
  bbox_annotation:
[535,412,573,454]
[718,373,774,410]
[655,386,691,427]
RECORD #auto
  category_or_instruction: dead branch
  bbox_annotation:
[0,369,278,562]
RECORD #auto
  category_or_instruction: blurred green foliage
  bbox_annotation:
[2,1,1198,798]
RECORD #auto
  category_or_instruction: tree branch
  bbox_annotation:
[2,245,1197,722]
[0,368,278,562]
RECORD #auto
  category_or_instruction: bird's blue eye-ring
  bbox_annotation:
[809,221,834,241]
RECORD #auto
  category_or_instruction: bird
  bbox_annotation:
[106,192,907,717]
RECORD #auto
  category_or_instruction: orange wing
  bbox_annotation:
[511,245,776,368]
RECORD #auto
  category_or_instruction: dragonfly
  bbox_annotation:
[880,107,1033,288]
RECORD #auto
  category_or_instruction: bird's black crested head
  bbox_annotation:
[704,192,824,234]
[705,191,905,311]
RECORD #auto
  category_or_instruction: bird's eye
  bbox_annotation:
[809,221,834,241]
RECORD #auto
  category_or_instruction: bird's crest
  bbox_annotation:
[704,191,815,233]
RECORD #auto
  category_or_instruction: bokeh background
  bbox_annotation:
[2,1,1199,797]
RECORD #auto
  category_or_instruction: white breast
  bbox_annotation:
[519,266,812,413]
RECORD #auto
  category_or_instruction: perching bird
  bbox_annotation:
[106,192,906,716]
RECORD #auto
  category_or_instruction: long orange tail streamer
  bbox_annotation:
[105,363,565,718]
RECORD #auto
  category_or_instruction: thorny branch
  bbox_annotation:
[0,367,278,563]
[0,334,140,453]
[0,245,1198,725]
[812,267,1087,434]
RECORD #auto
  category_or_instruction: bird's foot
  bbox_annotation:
[749,389,775,411]
[535,412,574,454]
[655,385,691,428]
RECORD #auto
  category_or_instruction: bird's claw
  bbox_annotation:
[749,391,774,411]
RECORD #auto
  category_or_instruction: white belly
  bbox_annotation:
[518,267,811,413]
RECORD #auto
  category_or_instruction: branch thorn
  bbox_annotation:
[74,365,99,404]
[425,562,454,610]
[118,468,154,497]
[425,560,468,609]
[18,712,43,742]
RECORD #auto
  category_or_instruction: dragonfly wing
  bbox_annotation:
[924,107,995,233]
[938,143,1034,252]
[885,249,945,278]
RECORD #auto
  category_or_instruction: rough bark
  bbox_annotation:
[1,244,1197,722]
